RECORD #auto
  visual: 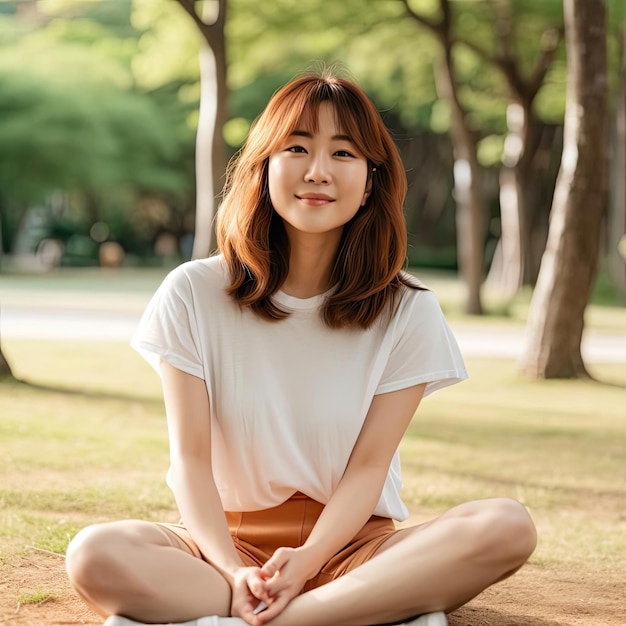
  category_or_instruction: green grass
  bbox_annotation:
[17,590,53,605]
[1,267,625,575]
[1,336,625,579]
[400,359,626,570]
[0,339,178,560]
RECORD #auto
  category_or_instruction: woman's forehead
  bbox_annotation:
[292,102,347,135]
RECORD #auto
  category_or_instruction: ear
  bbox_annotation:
[361,169,375,206]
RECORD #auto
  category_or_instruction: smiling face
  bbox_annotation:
[268,102,370,244]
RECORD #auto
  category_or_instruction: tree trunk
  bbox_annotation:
[488,117,553,295]
[479,8,561,296]
[435,12,485,314]
[608,27,626,296]
[522,0,609,379]
[0,335,12,379]
[402,0,485,314]
[488,103,527,296]
[191,41,227,259]
[177,0,228,260]
[451,144,485,315]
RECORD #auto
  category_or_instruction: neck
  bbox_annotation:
[281,230,342,298]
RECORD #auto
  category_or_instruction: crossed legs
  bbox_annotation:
[66,498,536,625]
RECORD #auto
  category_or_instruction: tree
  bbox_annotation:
[176,0,228,259]
[0,63,190,254]
[401,0,486,314]
[0,1,197,261]
[0,343,12,379]
[522,0,609,379]
[608,22,626,297]
[463,1,564,294]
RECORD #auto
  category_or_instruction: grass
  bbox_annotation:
[1,335,625,582]
[0,339,176,558]
[16,591,53,605]
[401,358,626,570]
[1,266,625,595]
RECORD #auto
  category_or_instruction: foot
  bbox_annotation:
[103,616,247,626]
[402,612,448,626]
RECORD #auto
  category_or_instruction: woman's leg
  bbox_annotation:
[270,498,537,626]
[65,520,232,623]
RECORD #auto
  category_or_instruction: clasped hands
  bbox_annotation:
[231,546,319,625]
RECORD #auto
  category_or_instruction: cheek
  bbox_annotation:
[352,167,369,200]
[268,157,287,205]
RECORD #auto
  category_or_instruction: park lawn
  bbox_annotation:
[1,337,625,572]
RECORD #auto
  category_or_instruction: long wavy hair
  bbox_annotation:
[216,69,421,329]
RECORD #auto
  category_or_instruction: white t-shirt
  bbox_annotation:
[131,255,467,521]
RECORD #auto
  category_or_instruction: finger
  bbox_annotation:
[261,548,290,577]
[263,576,289,597]
[253,600,268,615]
[256,593,290,624]
[237,594,269,626]
[247,573,271,602]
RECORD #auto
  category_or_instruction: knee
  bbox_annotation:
[474,498,537,565]
[65,522,131,593]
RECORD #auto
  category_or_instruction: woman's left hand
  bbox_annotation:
[230,566,272,625]
[252,546,318,624]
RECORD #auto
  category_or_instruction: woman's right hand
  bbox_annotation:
[230,566,272,626]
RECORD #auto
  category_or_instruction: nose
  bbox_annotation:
[305,153,331,184]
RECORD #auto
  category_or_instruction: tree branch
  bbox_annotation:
[455,5,561,107]
[215,0,226,30]
[398,0,440,34]
[176,0,225,37]
[529,27,563,99]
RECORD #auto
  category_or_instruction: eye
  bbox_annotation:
[286,145,307,153]
[335,149,356,158]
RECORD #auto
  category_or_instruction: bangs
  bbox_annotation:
[256,78,381,161]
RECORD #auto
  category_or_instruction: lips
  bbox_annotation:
[297,193,335,201]
[296,193,335,206]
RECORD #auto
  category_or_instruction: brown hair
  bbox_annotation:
[216,69,421,329]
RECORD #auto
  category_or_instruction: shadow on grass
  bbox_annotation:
[0,375,160,405]
[405,460,626,502]
[449,606,563,625]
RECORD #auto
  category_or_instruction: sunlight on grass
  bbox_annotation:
[1,338,177,556]
[1,338,625,578]
[2,339,162,400]
[399,357,626,571]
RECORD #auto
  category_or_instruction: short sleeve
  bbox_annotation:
[130,264,204,379]
[375,289,467,397]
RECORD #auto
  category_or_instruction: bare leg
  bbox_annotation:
[66,498,536,626]
[65,520,232,622]
[268,498,537,626]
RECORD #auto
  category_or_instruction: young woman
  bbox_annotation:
[65,70,537,626]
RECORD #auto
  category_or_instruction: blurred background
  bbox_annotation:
[0,0,625,378]
[1,4,625,623]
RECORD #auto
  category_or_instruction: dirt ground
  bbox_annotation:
[0,551,622,626]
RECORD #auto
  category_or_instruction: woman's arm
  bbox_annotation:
[160,360,244,582]
[302,382,428,564]
[257,383,427,622]
[161,361,273,623]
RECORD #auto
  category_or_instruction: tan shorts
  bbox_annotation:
[159,492,397,591]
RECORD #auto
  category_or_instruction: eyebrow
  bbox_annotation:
[291,130,355,143]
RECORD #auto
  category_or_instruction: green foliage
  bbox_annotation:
[1,0,622,266]
[0,2,197,256]
[227,0,440,133]
[0,54,189,199]
[130,0,202,90]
